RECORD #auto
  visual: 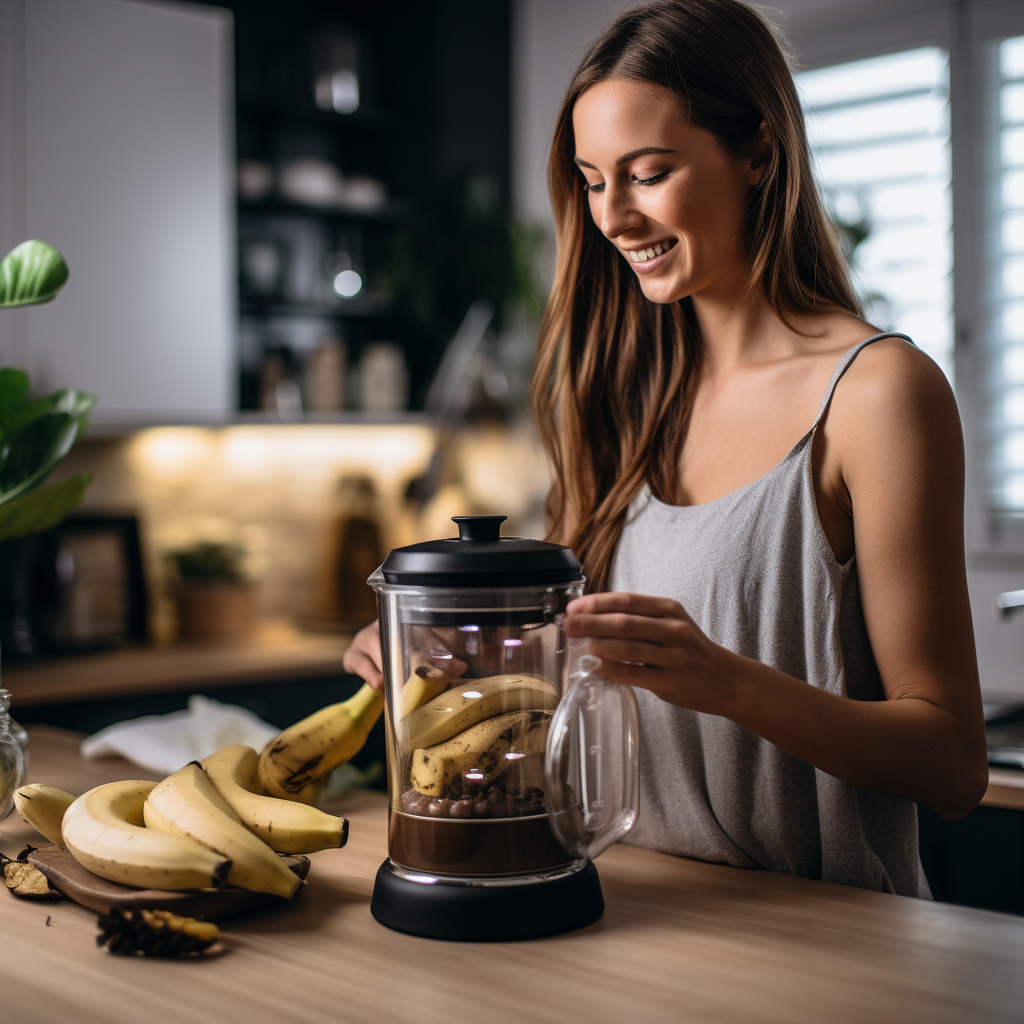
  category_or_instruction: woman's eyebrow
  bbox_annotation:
[574,147,678,170]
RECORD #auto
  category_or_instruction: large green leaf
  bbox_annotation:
[0,241,69,307]
[3,387,96,436]
[0,412,80,505]
[0,472,91,543]
[0,368,30,419]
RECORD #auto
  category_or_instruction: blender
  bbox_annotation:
[369,515,639,941]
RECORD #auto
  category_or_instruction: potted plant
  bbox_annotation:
[0,240,95,543]
[0,239,96,815]
[166,536,261,643]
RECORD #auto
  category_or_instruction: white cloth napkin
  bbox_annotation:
[80,695,278,776]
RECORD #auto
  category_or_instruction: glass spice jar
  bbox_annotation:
[0,688,26,821]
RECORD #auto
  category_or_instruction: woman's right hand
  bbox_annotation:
[343,620,384,692]
[342,620,470,693]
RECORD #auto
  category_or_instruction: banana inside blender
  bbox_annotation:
[389,645,574,876]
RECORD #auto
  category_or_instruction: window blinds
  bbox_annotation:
[796,48,954,383]
[994,35,1024,512]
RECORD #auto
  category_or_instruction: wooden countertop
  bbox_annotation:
[3,621,353,707]
[3,727,1024,1024]
[983,767,1024,812]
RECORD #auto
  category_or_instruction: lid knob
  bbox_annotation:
[452,515,507,542]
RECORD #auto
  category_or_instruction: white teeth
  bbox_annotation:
[624,241,675,263]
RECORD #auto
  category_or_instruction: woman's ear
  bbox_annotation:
[749,120,772,186]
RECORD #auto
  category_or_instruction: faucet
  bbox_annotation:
[995,590,1024,619]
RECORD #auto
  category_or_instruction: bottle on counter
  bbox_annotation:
[0,687,27,821]
[304,338,347,412]
[359,343,408,412]
[329,475,385,627]
[259,347,303,418]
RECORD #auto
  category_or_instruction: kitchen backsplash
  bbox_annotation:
[49,423,549,643]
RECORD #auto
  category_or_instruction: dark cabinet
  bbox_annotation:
[919,802,1024,915]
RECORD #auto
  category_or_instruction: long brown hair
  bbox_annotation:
[531,0,860,591]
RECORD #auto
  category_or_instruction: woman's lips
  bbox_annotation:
[627,246,674,274]
[621,238,677,274]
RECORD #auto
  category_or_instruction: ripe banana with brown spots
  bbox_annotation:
[400,674,558,750]
[201,744,348,854]
[410,710,551,797]
[398,664,453,718]
[144,762,300,898]
[258,683,384,800]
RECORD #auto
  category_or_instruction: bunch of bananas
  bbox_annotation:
[401,674,559,798]
[13,682,385,897]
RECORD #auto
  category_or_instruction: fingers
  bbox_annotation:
[344,624,385,692]
[412,651,469,679]
[425,631,469,677]
[567,592,684,619]
[563,610,690,646]
[344,649,385,692]
[409,631,468,679]
[365,625,382,663]
[592,656,668,694]
[587,636,676,668]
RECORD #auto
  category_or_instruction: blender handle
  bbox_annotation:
[544,655,641,861]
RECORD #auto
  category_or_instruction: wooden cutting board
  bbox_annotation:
[27,844,310,920]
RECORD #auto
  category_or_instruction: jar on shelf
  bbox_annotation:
[0,688,27,821]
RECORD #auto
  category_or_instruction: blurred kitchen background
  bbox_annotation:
[2,0,1024,908]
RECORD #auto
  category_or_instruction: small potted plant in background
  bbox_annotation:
[165,523,265,643]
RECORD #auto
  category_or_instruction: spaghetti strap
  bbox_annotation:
[811,332,914,429]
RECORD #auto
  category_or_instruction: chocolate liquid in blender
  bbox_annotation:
[389,753,574,876]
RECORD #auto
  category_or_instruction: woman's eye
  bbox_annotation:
[583,181,605,194]
[631,170,670,186]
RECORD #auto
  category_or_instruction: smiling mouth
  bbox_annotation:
[621,238,677,263]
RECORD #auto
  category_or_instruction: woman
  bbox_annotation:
[346,0,987,897]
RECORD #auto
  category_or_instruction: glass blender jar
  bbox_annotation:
[369,515,639,941]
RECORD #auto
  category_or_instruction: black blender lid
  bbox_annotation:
[381,516,582,587]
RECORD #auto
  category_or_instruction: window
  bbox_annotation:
[797,48,954,382]
[990,35,1024,513]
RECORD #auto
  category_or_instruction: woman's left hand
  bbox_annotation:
[562,592,737,715]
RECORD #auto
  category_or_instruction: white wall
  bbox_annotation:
[0,0,235,424]
[512,0,631,230]
[511,0,1024,699]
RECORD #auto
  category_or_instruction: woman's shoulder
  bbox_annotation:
[826,330,962,467]
[836,332,954,418]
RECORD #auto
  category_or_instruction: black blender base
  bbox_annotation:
[370,860,604,941]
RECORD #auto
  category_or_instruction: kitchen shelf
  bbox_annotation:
[239,299,388,319]
[238,197,411,225]
[237,99,396,132]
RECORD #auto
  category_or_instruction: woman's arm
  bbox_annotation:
[563,341,989,820]
[342,621,469,694]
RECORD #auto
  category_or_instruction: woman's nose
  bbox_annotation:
[599,182,642,240]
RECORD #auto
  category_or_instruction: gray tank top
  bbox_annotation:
[609,333,929,897]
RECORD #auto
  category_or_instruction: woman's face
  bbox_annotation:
[572,78,764,305]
